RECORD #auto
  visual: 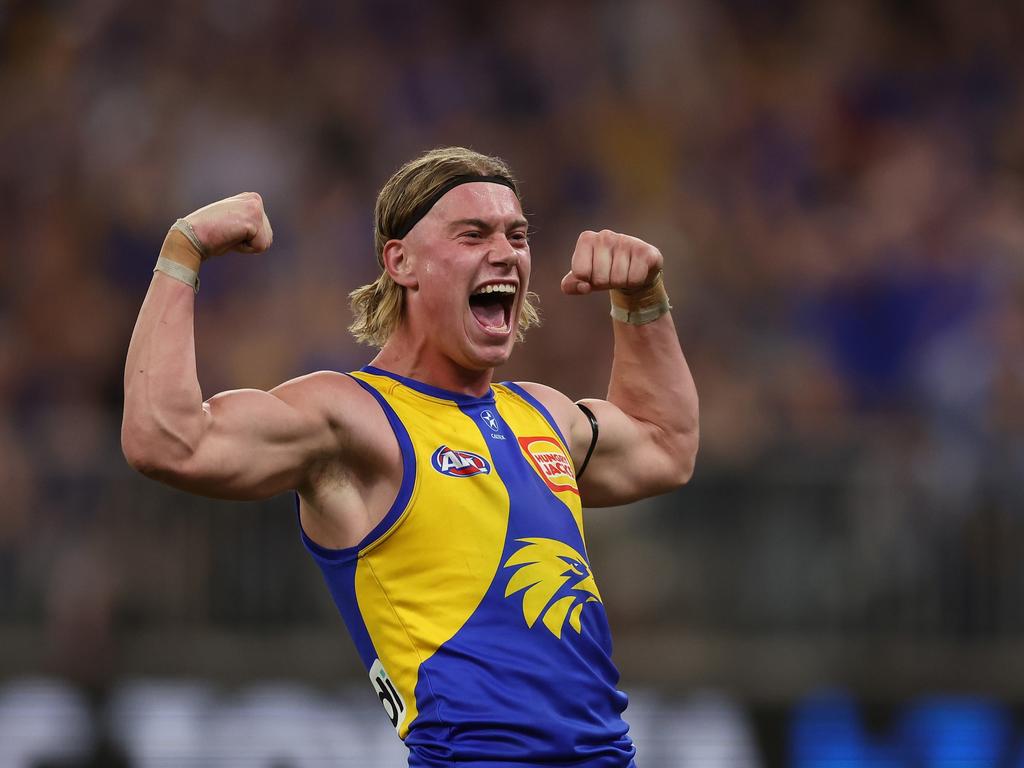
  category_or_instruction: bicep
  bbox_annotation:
[513,382,680,507]
[574,397,685,507]
[159,380,339,500]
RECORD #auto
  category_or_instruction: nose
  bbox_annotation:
[488,234,518,267]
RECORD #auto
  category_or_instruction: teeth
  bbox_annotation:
[472,283,517,296]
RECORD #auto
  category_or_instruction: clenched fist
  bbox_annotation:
[183,192,274,260]
[560,230,663,295]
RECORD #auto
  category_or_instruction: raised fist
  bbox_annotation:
[560,230,663,295]
[183,192,273,260]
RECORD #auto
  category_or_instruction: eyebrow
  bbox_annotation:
[447,217,529,233]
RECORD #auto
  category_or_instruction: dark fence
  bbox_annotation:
[3,412,1023,696]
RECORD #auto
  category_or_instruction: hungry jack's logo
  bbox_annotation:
[518,437,578,494]
[503,537,602,639]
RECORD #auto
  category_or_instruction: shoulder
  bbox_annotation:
[509,381,591,463]
[510,381,574,415]
[270,369,365,405]
[268,370,361,415]
[269,370,390,446]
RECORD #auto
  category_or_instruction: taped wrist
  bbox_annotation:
[171,218,209,260]
[609,271,671,325]
[155,229,202,293]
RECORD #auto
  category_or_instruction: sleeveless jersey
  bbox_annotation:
[298,366,636,767]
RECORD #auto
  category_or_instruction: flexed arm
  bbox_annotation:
[520,230,699,507]
[121,194,341,500]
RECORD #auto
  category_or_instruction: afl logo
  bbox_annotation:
[431,445,491,477]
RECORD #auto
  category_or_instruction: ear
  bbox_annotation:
[381,239,419,290]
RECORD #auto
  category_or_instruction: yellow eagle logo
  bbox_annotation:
[503,538,602,639]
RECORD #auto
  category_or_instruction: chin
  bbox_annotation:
[458,316,518,371]
[463,345,513,372]
[456,331,516,369]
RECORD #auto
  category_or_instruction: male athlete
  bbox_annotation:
[122,147,699,767]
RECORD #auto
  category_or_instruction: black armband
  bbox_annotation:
[575,403,599,479]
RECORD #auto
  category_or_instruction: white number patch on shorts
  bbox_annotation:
[370,658,406,732]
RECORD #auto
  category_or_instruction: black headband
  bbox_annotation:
[392,174,519,240]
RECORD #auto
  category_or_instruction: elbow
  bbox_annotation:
[676,450,697,487]
[121,425,163,477]
[665,428,699,490]
[120,417,191,480]
[121,415,147,472]
[122,443,155,478]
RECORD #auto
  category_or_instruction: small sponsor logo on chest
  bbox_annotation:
[431,445,492,477]
[479,409,506,440]
[518,436,579,494]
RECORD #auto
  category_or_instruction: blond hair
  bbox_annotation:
[349,147,540,347]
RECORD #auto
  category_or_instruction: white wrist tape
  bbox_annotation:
[609,271,671,325]
[609,300,671,325]
[170,218,209,259]
[154,256,200,293]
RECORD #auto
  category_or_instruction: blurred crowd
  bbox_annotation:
[2,0,1024,716]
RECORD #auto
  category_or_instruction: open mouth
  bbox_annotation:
[469,282,516,334]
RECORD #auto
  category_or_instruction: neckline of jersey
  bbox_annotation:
[361,365,497,406]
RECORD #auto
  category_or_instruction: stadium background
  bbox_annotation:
[2,0,1023,765]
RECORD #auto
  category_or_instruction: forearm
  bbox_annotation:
[606,312,699,465]
[122,234,207,469]
[559,230,699,499]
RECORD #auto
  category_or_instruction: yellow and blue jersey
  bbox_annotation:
[298,366,636,767]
